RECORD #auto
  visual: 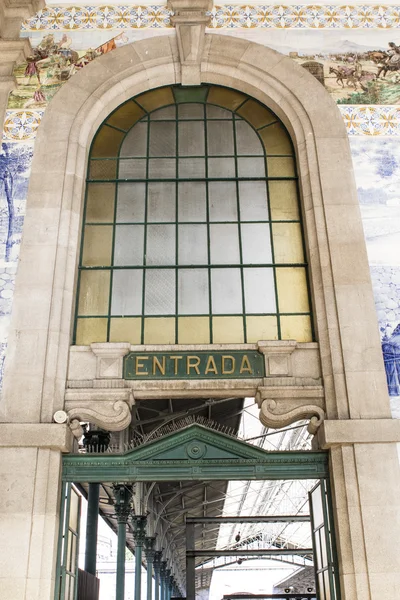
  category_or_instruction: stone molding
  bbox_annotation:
[64,388,134,438]
[316,418,400,447]
[255,385,325,434]
[168,0,212,84]
[0,423,73,451]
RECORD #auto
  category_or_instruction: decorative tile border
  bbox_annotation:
[21,5,400,32]
[3,106,400,142]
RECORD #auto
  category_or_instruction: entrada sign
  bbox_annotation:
[124,351,265,380]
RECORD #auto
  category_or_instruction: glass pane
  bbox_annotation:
[178,317,210,343]
[207,121,234,156]
[207,87,246,112]
[149,159,176,179]
[179,104,204,119]
[86,183,115,223]
[89,159,117,180]
[145,269,175,315]
[179,121,205,156]
[82,226,113,266]
[237,100,277,129]
[78,271,110,316]
[69,489,79,532]
[149,122,176,157]
[178,225,207,265]
[178,269,209,314]
[70,535,77,574]
[147,182,176,222]
[118,159,146,179]
[146,225,175,265]
[211,268,242,314]
[239,182,268,221]
[65,574,71,600]
[321,526,328,568]
[269,180,299,220]
[323,571,332,600]
[114,225,144,266]
[208,157,235,178]
[246,316,278,342]
[111,270,143,315]
[213,316,244,343]
[120,122,148,157]
[280,315,312,342]
[210,224,240,264]
[179,158,205,179]
[241,223,272,264]
[206,105,232,119]
[243,268,276,313]
[276,267,309,312]
[209,182,237,221]
[178,182,206,222]
[150,106,176,120]
[143,317,175,344]
[235,120,263,155]
[318,572,326,600]
[135,87,174,112]
[259,122,292,155]
[267,156,296,177]
[117,183,146,222]
[315,538,323,571]
[311,486,324,528]
[75,318,107,344]
[109,318,141,343]
[91,125,124,158]
[237,157,265,177]
[107,101,145,130]
[272,223,304,263]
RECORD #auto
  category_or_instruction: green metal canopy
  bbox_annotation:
[63,424,328,482]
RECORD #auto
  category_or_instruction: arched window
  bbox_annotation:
[74,85,312,345]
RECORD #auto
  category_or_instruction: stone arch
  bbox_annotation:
[0,33,389,429]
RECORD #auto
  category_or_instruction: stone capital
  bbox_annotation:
[0,0,45,38]
[315,418,400,448]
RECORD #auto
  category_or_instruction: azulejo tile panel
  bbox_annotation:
[21,5,400,31]
[4,106,400,141]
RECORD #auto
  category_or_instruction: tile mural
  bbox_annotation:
[0,7,399,416]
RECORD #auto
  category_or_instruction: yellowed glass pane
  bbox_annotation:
[207,87,246,112]
[237,99,276,129]
[246,316,278,342]
[213,317,244,343]
[106,101,145,131]
[178,317,210,344]
[89,160,117,180]
[69,488,80,531]
[82,226,113,267]
[276,267,309,313]
[110,318,141,343]
[259,122,292,155]
[91,125,125,158]
[269,180,299,220]
[78,271,110,316]
[75,318,108,345]
[136,87,174,112]
[144,318,175,344]
[280,315,312,342]
[272,223,304,264]
[267,157,296,177]
[86,183,115,223]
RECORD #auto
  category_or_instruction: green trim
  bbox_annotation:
[62,424,328,483]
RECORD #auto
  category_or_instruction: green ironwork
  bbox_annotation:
[124,350,265,380]
[113,484,133,600]
[153,550,162,600]
[54,483,81,600]
[85,482,100,575]
[75,84,313,346]
[132,515,147,600]
[62,424,328,483]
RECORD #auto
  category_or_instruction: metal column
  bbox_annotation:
[113,484,133,600]
[186,522,195,600]
[84,482,100,575]
[153,550,162,600]
[132,515,147,600]
[160,561,167,600]
[145,536,156,600]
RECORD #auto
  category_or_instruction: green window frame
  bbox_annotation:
[74,85,313,346]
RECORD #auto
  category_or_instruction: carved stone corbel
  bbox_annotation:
[168,0,212,85]
[65,388,134,439]
[255,385,325,435]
